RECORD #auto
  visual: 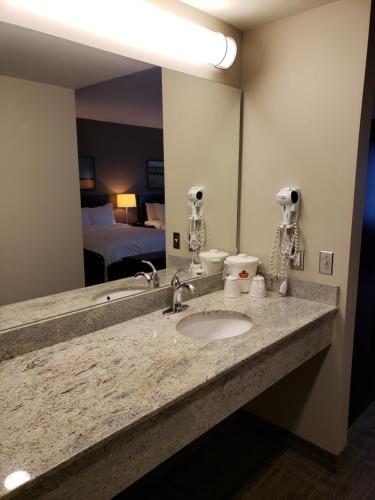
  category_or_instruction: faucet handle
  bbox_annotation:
[134,271,151,284]
[185,282,198,295]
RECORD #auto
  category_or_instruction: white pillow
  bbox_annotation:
[145,202,158,221]
[154,203,165,223]
[81,207,90,226]
[87,203,116,225]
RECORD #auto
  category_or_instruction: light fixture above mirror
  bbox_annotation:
[6,0,237,69]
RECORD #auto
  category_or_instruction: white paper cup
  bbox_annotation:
[249,275,267,298]
[224,276,241,298]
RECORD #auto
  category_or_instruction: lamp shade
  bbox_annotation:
[117,193,136,208]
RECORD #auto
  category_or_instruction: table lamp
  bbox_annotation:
[117,193,137,224]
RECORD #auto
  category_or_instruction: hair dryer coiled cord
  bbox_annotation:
[269,222,299,295]
[184,217,206,264]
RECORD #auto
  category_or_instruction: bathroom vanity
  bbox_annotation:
[0,279,337,499]
[0,17,340,500]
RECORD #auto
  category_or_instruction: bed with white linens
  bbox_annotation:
[81,200,166,284]
[82,224,165,269]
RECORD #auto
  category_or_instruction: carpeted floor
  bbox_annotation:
[115,402,375,500]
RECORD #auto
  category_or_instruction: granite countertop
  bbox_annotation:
[0,290,336,498]
[0,268,190,332]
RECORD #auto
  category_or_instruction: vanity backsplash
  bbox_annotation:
[0,270,338,362]
[0,272,224,361]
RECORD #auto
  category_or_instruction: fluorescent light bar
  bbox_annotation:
[7,0,237,69]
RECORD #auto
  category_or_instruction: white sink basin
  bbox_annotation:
[94,287,148,304]
[176,311,253,341]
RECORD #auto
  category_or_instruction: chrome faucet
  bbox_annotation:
[134,260,160,289]
[163,269,197,315]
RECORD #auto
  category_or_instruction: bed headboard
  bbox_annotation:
[80,194,110,208]
[137,193,165,223]
[81,193,164,224]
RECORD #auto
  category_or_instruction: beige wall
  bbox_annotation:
[0,0,242,88]
[0,76,84,305]
[162,68,241,259]
[240,0,372,455]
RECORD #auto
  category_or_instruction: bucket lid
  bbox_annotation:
[225,253,259,265]
[199,249,229,261]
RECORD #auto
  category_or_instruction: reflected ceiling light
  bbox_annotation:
[7,0,237,69]
[4,470,31,491]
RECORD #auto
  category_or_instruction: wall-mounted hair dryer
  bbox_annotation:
[187,186,205,219]
[269,187,301,295]
[276,187,300,227]
[185,186,206,276]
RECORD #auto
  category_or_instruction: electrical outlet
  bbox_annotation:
[173,232,180,249]
[292,249,304,271]
[319,251,334,275]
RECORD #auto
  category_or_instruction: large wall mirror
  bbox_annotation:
[0,22,241,327]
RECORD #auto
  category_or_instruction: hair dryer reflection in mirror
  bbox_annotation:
[184,186,206,277]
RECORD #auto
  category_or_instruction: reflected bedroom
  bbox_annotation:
[76,67,166,286]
